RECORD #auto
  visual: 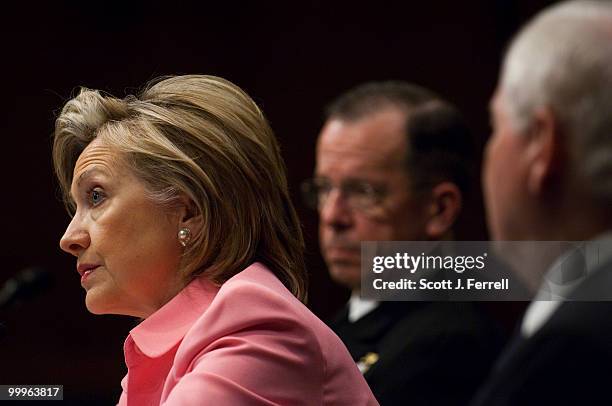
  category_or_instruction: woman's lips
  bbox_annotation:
[78,265,100,285]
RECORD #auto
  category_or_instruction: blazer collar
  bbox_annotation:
[128,276,219,358]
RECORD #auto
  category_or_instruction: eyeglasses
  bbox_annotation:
[300,178,388,213]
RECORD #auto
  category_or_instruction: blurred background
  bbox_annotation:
[0,0,554,403]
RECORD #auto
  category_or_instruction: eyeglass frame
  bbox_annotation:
[300,177,390,213]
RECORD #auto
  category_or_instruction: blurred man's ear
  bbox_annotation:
[425,182,462,239]
[526,106,562,197]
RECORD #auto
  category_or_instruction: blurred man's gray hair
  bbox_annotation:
[499,0,612,203]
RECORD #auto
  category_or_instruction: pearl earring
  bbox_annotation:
[178,228,192,247]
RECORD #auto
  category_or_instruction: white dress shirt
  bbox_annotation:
[348,292,379,322]
[521,233,612,337]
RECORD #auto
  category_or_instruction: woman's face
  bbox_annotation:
[60,138,184,318]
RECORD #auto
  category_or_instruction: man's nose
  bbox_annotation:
[319,189,354,229]
[59,216,91,257]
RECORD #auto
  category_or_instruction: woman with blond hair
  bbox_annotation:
[54,75,377,405]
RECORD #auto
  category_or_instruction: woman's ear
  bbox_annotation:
[424,182,462,239]
[176,193,203,237]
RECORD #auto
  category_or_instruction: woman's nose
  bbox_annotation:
[59,218,91,257]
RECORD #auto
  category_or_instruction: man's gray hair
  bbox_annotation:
[499,0,612,203]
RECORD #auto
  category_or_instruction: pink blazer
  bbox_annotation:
[117,262,378,405]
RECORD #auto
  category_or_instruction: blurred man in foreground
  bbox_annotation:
[474,1,612,404]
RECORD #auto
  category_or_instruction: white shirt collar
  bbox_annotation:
[348,292,379,322]
[521,232,612,337]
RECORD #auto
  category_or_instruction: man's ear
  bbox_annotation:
[424,182,462,239]
[176,193,203,237]
[526,107,562,197]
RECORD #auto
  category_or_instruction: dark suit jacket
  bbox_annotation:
[472,259,612,406]
[329,300,505,405]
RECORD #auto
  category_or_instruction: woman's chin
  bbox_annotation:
[84,289,141,317]
[85,299,107,315]
[84,290,111,315]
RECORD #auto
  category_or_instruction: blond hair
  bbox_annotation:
[53,75,307,302]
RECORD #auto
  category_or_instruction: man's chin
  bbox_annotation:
[328,262,361,290]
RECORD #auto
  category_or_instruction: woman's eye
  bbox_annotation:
[89,188,105,206]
